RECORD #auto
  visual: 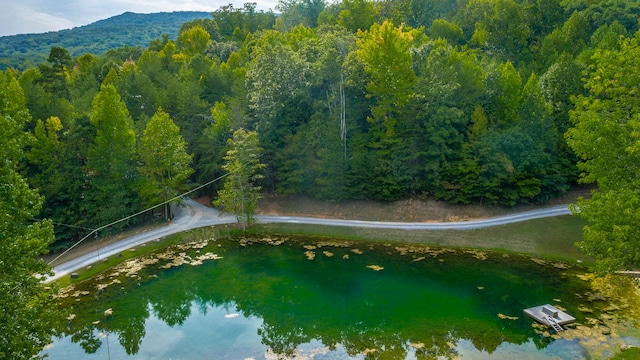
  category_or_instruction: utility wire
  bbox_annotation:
[47,172,231,266]
[30,218,96,231]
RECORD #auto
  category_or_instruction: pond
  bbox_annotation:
[43,234,640,359]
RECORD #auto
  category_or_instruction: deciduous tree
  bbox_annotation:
[566,34,640,273]
[138,108,194,219]
[195,101,234,188]
[338,0,378,32]
[214,128,266,230]
[354,20,419,200]
[177,26,211,60]
[0,70,62,360]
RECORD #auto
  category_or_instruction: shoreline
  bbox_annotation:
[48,199,586,284]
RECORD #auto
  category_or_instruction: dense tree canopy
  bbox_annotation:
[4,0,638,269]
[0,70,62,359]
[566,33,640,273]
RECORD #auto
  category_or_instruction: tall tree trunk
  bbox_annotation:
[340,74,347,159]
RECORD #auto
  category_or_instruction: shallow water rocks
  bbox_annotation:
[497,313,519,320]
[599,325,611,335]
[466,250,488,260]
[50,234,640,360]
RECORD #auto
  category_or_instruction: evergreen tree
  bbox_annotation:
[86,84,138,230]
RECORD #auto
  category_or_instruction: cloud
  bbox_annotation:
[0,2,76,36]
[0,0,278,37]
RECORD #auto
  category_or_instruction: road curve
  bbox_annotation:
[47,199,572,282]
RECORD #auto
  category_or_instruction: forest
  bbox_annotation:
[6,0,640,252]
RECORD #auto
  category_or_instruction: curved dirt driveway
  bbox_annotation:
[48,199,571,282]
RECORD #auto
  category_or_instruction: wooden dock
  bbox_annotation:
[524,304,575,332]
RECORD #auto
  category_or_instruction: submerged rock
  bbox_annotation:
[497,313,519,320]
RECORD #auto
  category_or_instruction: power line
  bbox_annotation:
[47,172,231,266]
[30,218,96,231]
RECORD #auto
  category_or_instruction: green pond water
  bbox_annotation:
[43,235,640,359]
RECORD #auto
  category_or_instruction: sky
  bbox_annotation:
[0,0,278,37]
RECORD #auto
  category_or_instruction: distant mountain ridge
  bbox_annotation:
[0,11,210,70]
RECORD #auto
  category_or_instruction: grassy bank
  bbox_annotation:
[55,214,590,287]
[52,226,231,287]
[53,233,182,288]
[248,214,591,264]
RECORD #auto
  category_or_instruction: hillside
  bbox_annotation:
[0,11,210,70]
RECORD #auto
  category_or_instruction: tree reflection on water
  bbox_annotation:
[52,235,617,359]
